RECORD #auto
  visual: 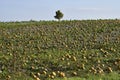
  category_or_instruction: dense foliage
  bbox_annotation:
[0,20,120,80]
[54,10,64,21]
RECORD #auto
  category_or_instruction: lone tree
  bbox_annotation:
[54,10,63,21]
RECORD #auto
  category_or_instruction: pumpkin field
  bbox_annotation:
[0,20,120,80]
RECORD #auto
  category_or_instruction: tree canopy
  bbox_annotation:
[54,10,63,21]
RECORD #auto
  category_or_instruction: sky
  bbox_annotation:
[0,0,120,21]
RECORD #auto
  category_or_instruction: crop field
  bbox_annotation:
[0,20,120,80]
